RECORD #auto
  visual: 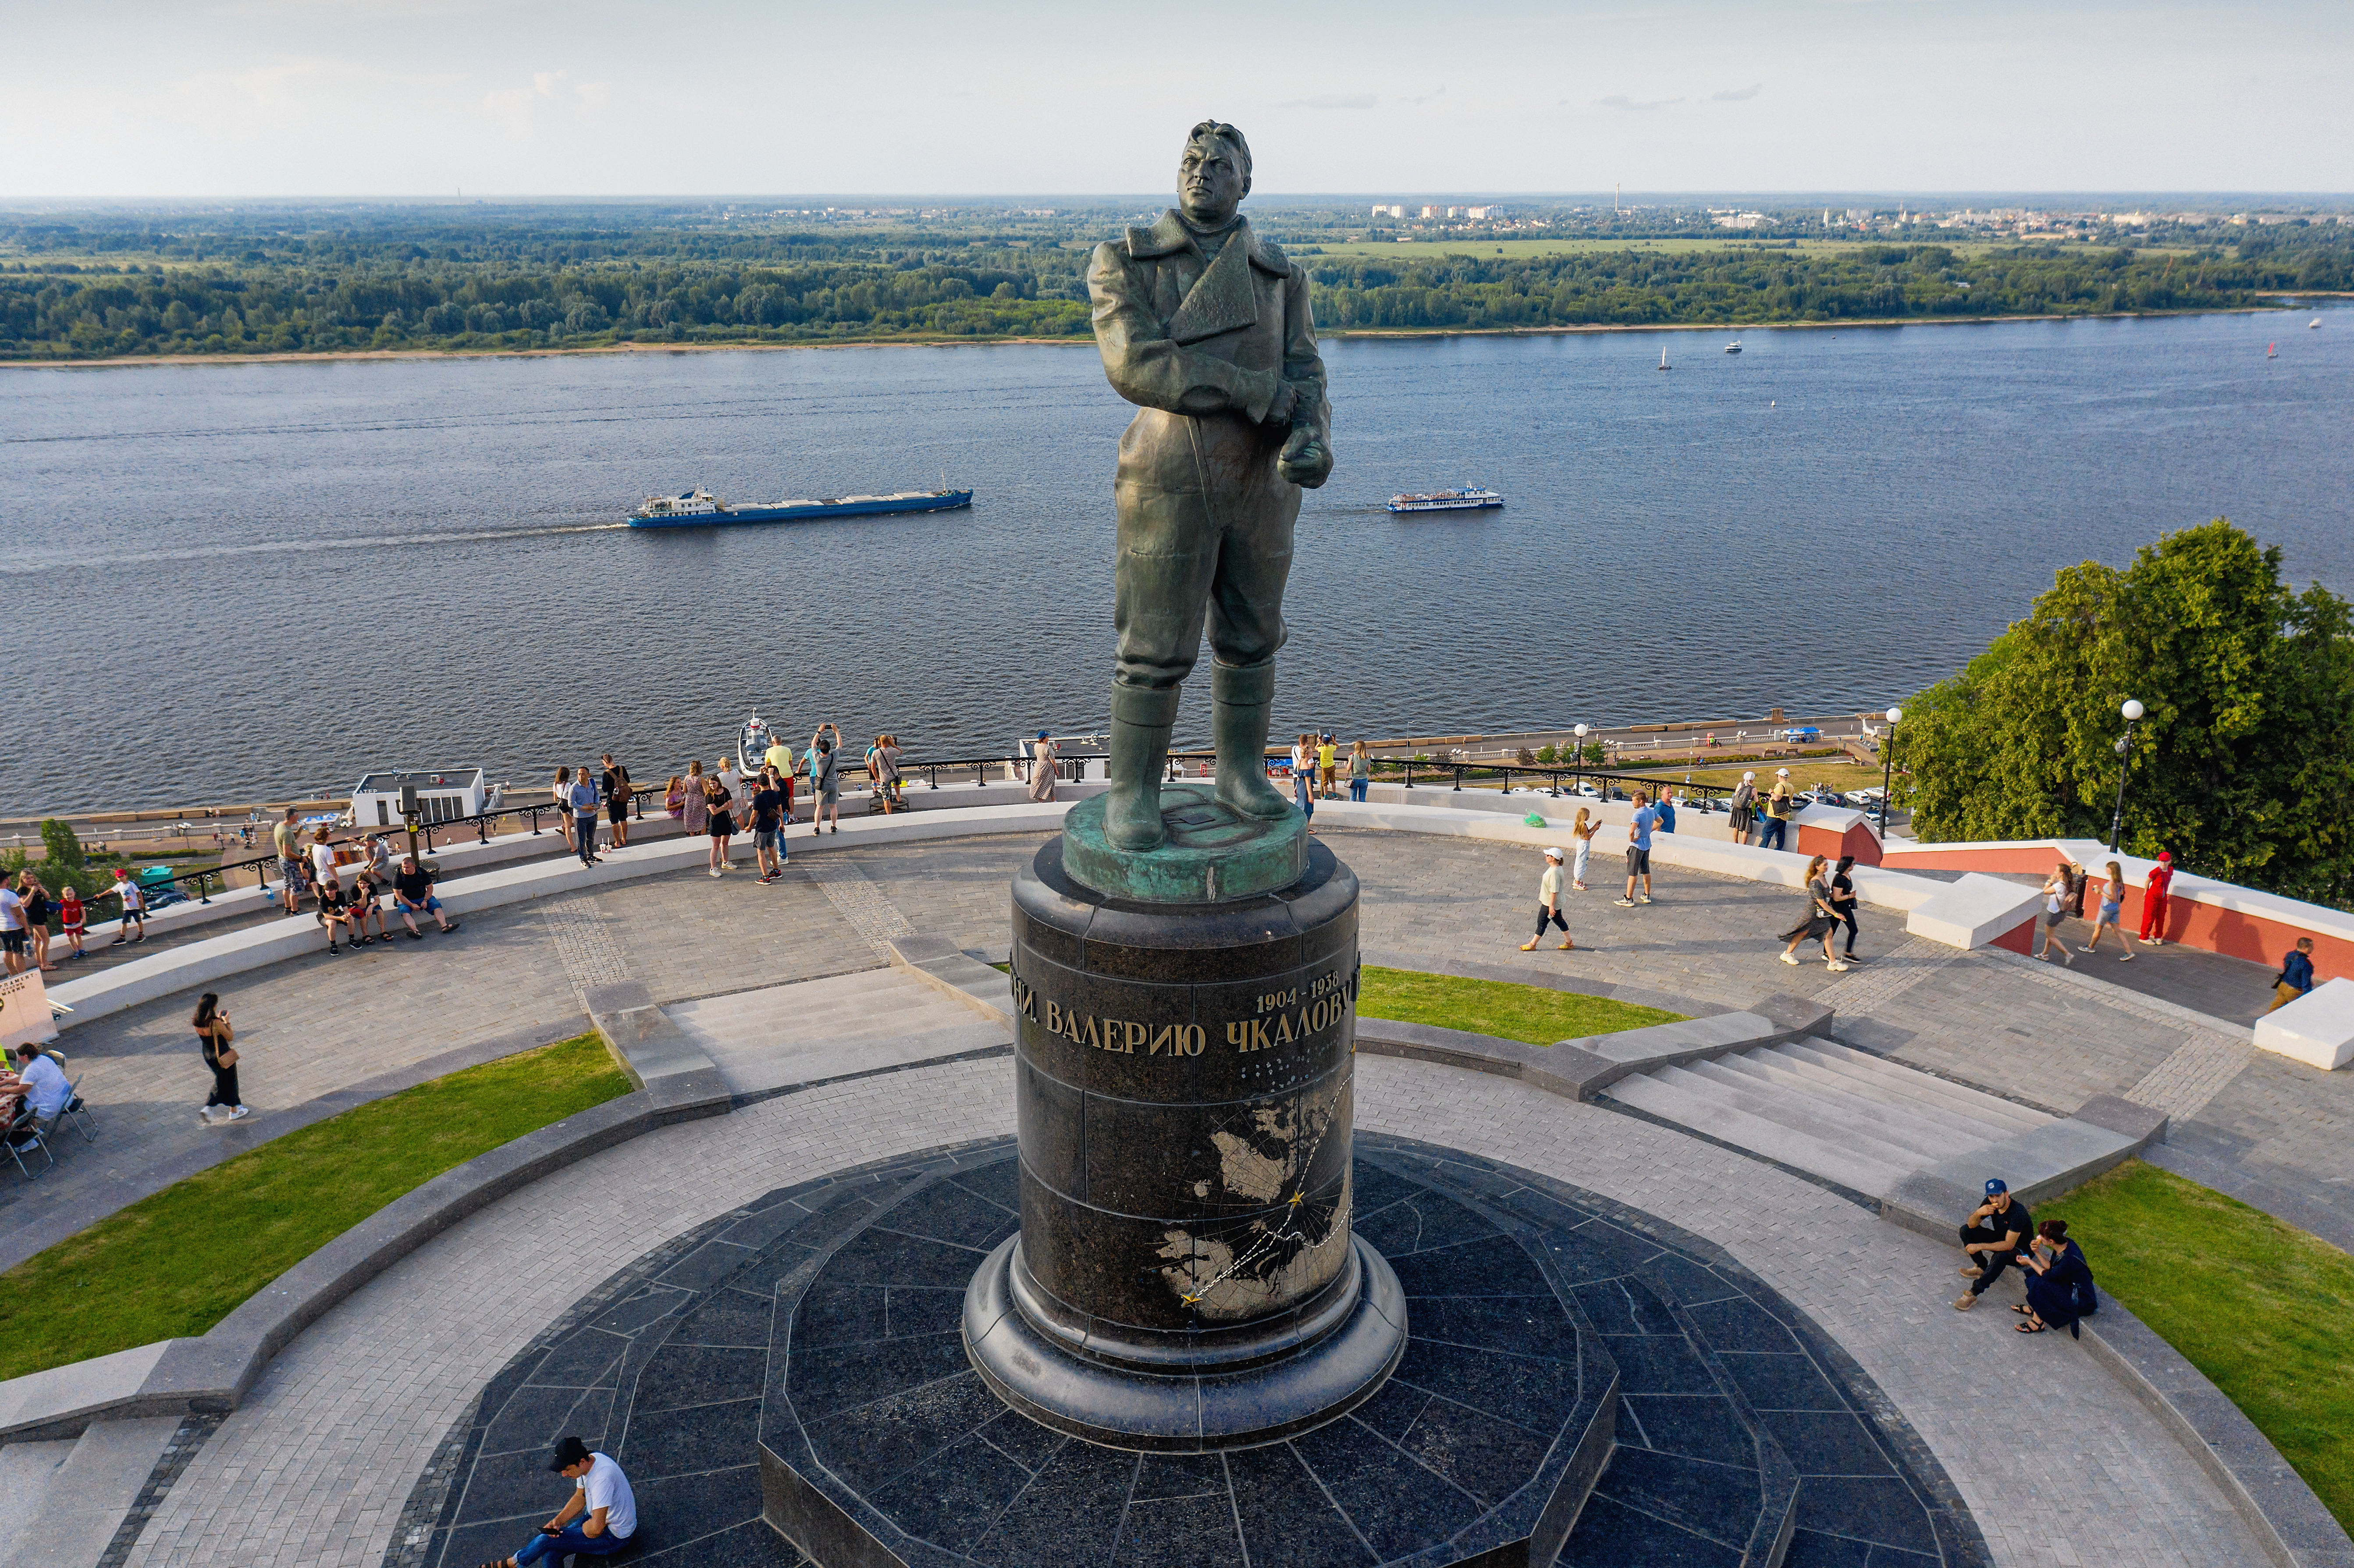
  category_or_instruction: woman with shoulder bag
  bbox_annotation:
[194,992,248,1124]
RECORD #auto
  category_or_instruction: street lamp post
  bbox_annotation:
[1878,707,1902,835]
[1572,724,1589,795]
[2109,699,2144,853]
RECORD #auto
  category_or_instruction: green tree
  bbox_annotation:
[1899,519,2354,904]
[39,819,84,873]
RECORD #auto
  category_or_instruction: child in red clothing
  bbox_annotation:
[58,887,87,960]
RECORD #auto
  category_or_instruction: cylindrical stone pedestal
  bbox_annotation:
[963,820,1407,1451]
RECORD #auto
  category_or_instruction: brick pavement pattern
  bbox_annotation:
[1,904,579,1234]
[120,1056,2268,1568]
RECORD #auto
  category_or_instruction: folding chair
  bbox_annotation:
[3,1103,52,1180]
[57,1073,96,1144]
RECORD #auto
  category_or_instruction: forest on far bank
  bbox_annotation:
[6,205,2351,361]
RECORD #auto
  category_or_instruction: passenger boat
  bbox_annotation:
[1387,487,1504,513]
[629,486,972,528]
[1724,340,1743,354]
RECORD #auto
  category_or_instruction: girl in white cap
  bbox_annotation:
[1521,847,1576,951]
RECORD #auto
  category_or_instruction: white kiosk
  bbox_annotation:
[350,769,491,829]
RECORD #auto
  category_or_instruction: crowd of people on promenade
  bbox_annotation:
[270,807,460,955]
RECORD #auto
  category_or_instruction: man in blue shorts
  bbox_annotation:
[1616,790,1659,908]
[391,854,459,939]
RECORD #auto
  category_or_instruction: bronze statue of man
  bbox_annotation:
[1087,120,1332,851]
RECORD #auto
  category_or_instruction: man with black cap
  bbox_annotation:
[1953,1177,2032,1312]
[480,1435,636,1566]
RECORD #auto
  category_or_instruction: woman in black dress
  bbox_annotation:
[705,774,736,878]
[1828,854,1862,962]
[193,992,247,1125]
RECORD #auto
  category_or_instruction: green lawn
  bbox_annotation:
[2040,1160,2354,1531]
[0,1034,629,1382]
[1356,964,1681,1045]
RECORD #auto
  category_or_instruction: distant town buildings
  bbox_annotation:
[1371,203,1506,223]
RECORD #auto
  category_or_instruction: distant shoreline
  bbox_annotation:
[0,303,2297,370]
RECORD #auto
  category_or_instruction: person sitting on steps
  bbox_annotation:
[479,1435,637,1567]
[392,855,460,938]
[1954,1177,2032,1312]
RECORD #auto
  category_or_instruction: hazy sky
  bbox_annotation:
[6,0,2347,198]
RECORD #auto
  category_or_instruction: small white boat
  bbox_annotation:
[2268,342,2278,359]
[1724,341,1742,354]
[2312,318,2325,329]
[1656,345,1671,372]
[738,712,779,776]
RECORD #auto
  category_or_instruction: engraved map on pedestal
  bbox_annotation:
[1157,1078,1352,1319]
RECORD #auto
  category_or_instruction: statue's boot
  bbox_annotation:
[1211,662,1294,821]
[1104,684,1179,851]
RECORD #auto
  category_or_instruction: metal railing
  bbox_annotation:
[67,750,1838,917]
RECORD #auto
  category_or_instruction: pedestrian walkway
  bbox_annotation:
[12,823,2350,1308]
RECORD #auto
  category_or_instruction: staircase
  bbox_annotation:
[0,1413,186,1565]
[1606,1038,2054,1200]
[667,968,1008,1099]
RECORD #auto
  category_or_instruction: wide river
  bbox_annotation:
[8,310,2351,813]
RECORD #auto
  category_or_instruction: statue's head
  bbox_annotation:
[1177,121,1252,227]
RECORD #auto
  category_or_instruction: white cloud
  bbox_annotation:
[1713,83,1763,102]
[1597,94,1682,111]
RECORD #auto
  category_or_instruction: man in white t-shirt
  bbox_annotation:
[490,1435,637,1566]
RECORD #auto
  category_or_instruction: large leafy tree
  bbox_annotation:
[1899,519,2354,906]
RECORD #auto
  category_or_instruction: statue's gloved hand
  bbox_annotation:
[1277,422,1331,489]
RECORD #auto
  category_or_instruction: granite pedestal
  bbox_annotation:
[961,821,1410,1451]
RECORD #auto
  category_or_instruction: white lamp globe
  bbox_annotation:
[1885,707,1902,724]
[2122,699,2145,722]
[1573,724,1589,739]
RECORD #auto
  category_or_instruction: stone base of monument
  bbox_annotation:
[405,1134,1968,1568]
[755,1141,1621,1568]
[960,820,1416,1455]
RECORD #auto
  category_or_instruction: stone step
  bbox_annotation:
[1645,1059,1938,1176]
[1776,1039,2052,1136]
[1686,1055,1978,1164]
[676,969,951,1042]
[1607,1066,1918,1196]
[12,1415,182,1567]
[667,969,1008,1098]
[1704,1045,2036,1156]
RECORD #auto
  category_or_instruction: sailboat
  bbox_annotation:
[2268,342,2278,359]
[1656,344,1671,372]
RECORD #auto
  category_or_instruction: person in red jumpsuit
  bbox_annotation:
[2138,850,2175,946]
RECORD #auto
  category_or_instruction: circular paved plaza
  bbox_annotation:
[24,826,2347,1567]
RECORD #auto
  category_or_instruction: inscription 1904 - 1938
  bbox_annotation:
[1010,964,1354,1061]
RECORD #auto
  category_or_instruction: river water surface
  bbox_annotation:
[7,309,2351,812]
